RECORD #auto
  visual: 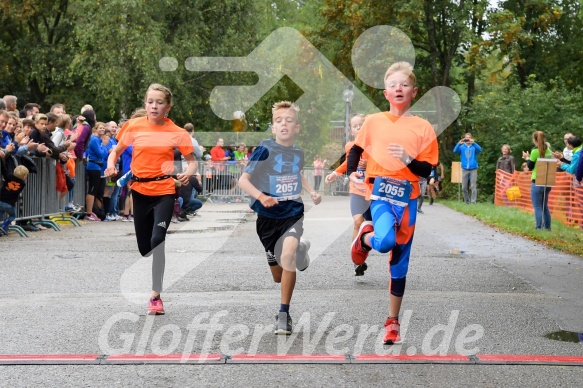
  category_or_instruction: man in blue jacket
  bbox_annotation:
[453,133,482,204]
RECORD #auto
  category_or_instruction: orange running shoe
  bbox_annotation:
[351,221,373,265]
[148,296,165,315]
[383,318,401,345]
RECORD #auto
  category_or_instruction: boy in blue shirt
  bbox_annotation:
[238,101,321,335]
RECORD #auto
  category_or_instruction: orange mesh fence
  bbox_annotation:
[495,169,583,227]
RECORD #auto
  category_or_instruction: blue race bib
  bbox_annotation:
[356,168,366,182]
[270,174,301,201]
[370,176,411,207]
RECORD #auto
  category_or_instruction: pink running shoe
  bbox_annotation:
[148,296,165,315]
[84,213,101,221]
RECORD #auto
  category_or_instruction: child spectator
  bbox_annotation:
[0,165,29,235]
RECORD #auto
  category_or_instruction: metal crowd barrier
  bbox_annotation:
[2,157,84,237]
[199,162,248,203]
[196,163,350,201]
[302,167,350,196]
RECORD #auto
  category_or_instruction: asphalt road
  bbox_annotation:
[1,196,582,387]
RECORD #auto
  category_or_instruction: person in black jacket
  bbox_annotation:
[177,173,204,221]
[29,113,72,161]
[0,165,29,235]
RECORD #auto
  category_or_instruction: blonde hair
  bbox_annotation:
[7,114,18,124]
[384,61,416,86]
[145,83,173,105]
[93,122,106,135]
[13,165,29,180]
[59,114,72,129]
[35,113,48,122]
[272,101,299,115]
[501,144,511,153]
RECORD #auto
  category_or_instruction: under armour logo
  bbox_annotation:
[157,221,167,229]
[273,154,300,174]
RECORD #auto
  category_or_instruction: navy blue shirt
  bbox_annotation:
[245,138,304,219]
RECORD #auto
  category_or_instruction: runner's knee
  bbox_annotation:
[390,277,406,297]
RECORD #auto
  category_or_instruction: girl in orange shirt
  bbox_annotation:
[105,84,197,315]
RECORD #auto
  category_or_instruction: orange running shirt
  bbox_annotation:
[118,116,194,196]
[354,112,438,199]
[335,141,371,196]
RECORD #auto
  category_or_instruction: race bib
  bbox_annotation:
[356,168,366,182]
[370,176,411,207]
[270,174,301,201]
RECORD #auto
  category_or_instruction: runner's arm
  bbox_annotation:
[104,142,127,178]
[177,153,197,185]
[238,172,278,208]
[407,160,432,178]
[301,174,321,205]
[347,145,364,175]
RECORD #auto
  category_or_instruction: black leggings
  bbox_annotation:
[132,190,175,293]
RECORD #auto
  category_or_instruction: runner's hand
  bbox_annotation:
[104,166,117,178]
[176,173,191,186]
[258,193,278,208]
[311,191,321,205]
[387,143,408,164]
[325,172,337,184]
[349,171,364,184]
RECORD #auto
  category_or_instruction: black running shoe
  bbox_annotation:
[296,238,311,271]
[274,312,293,335]
[355,262,368,276]
[430,197,434,205]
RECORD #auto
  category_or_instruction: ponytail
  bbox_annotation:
[533,131,546,157]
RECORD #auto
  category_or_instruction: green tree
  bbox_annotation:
[0,0,77,109]
[487,0,565,88]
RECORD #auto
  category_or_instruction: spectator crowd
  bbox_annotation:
[0,96,209,235]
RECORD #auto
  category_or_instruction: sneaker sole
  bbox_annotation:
[273,329,292,335]
[147,310,165,315]
[383,338,402,345]
[297,238,311,271]
[355,262,368,276]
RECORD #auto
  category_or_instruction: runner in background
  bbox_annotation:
[325,113,372,276]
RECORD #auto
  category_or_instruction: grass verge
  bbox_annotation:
[441,200,583,257]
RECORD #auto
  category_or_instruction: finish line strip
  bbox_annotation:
[0,354,582,366]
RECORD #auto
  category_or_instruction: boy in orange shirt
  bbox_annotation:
[347,62,438,344]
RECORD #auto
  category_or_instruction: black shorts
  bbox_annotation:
[256,214,304,266]
[87,170,105,198]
